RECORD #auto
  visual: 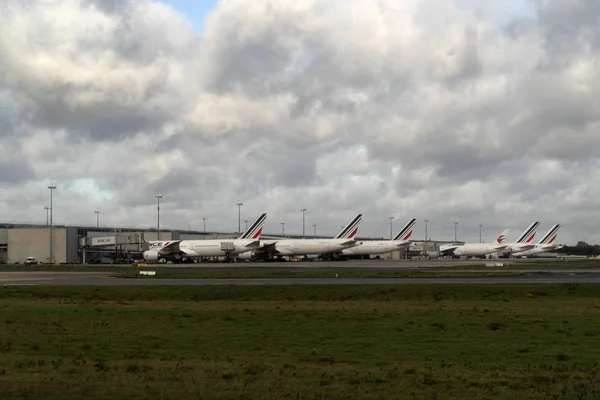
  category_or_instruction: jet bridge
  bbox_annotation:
[81,232,147,264]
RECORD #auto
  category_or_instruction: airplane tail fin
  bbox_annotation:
[392,218,417,241]
[515,221,540,244]
[334,214,363,239]
[238,213,268,240]
[539,224,561,245]
[494,229,510,245]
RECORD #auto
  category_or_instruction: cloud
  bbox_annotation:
[0,0,599,245]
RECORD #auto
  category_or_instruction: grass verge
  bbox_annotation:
[1,284,600,399]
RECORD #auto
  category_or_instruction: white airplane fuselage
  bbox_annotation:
[143,239,260,261]
[504,242,536,253]
[270,239,358,256]
[179,239,261,257]
[341,241,409,256]
[443,244,505,257]
[512,245,560,257]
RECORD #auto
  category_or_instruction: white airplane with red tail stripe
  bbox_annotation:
[340,218,416,256]
[504,221,540,253]
[143,213,267,263]
[255,214,363,258]
[512,224,562,256]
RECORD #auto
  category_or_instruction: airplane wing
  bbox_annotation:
[253,241,279,254]
[340,239,358,247]
[439,245,459,252]
[158,241,181,251]
[438,245,459,256]
[515,244,536,251]
[243,240,261,248]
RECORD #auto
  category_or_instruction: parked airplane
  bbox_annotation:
[439,229,509,257]
[338,218,417,257]
[504,221,540,253]
[512,224,562,257]
[249,214,363,260]
[143,213,267,263]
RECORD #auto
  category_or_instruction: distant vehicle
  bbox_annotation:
[24,257,38,265]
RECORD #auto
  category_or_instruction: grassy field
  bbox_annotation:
[1,284,600,399]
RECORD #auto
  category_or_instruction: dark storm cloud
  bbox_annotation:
[0,159,36,185]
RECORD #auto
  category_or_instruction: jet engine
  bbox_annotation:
[236,252,254,261]
[143,250,161,261]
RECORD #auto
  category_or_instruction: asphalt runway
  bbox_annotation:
[164,259,526,270]
[2,270,600,286]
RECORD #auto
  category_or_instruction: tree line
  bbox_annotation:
[557,241,600,256]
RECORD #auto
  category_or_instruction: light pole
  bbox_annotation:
[48,186,56,264]
[95,210,101,228]
[44,206,50,226]
[155,195,163,240]
[301,209,307,238]
[281,222,285,237]
[202,217,207,233]
[389,216,394,240]
[313,224,317,238]
[244,219,248,231]
[236,202,243,234]
[479,224,483,243]
[424,219,429,241]
[454,222,458,243]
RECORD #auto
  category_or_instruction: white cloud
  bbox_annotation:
[0,0,599,245]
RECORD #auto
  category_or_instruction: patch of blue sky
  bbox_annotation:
[452,0,536,27]
[161,0,219,32]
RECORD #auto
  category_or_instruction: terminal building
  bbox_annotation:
[0,222,234,264]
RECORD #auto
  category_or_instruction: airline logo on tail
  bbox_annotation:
[539,224,561,245]
[494,229,509,245]
[334,214,363,239]
[515,222,540,244]
[393,218,417,241]
[238,213,267,240]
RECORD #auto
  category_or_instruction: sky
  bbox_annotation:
[0,0,599,245]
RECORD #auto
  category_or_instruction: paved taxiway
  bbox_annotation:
[2,271,600,286]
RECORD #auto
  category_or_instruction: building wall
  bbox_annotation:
[143,232,176,241]
[8,228,68,264]
[66,227,79,264]
[179,233,234,240]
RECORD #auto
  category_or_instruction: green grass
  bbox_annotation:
[2,284,600,399]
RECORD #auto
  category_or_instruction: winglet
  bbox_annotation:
[238,213,267,240]
[392,218,417,241]
[334,214,363,239]
[515,221,540,244]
